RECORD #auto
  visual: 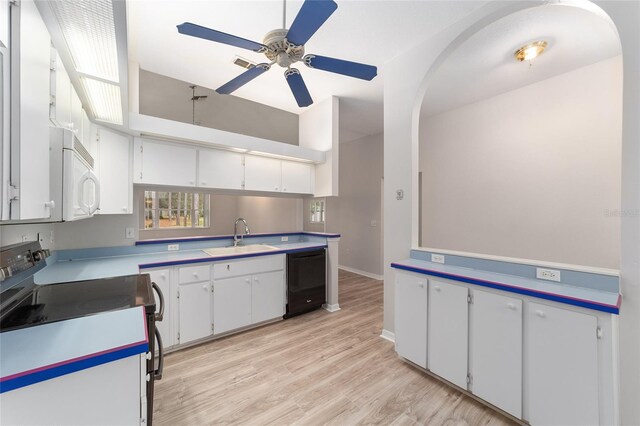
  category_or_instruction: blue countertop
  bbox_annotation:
[392,258,621,314]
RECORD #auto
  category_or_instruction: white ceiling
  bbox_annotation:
[127,0,488,142]
[421,3,622,117]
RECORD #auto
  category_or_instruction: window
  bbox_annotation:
[310,199,325,223]
[143,191,209,230]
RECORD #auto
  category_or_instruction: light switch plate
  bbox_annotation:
[125,227,135,239]
[168,244,179,251]
[536,267,561,282]
[431,254,445,264]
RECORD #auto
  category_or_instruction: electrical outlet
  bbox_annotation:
[168,244,179,251]
[281,236,289,242]
[536,268,561,282]
[49,230,54,243]
[431,254,445,264]
[21,235,29,242]
[370,220,377,227]
[125,227,135,239]
[37,232,44,243]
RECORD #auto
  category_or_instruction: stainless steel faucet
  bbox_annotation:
[233,218,251,246]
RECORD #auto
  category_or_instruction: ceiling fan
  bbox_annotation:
[176,0,377,108]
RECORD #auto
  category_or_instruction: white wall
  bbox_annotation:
[383,1,640,423]
[420,56,622,269]
[299,96,340,197]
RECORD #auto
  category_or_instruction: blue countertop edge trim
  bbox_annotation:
[390,262,620,315]
[138,245,328,270]
[0,342,148,394]
[134,232,340,246]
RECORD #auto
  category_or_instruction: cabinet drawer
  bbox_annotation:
[178,264,210,284]
[213,254,285,279]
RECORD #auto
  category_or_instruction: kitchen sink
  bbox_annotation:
[203,244,280,257]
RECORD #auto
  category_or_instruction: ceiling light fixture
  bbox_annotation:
[514,41,548,62]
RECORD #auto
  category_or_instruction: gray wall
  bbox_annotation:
[420,56,622,269]
[1,189,303,250]
[139,69,299,145]
[304,132,384,276]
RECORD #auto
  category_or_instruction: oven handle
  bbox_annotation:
[151,281,164,322]
[154,328,164,381]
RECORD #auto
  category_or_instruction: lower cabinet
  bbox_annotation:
[394,272,427,368]
[470,290,522,418]
[178,280,213,345]
[213,275,252,334]
[527,302,599,426]
[147,268,173,347]
[214,270,285,334]
[428,279,469,389]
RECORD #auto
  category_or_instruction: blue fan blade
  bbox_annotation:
[217,65,270,95]
[285,69,313,107]
[177,22,266,52]
[286,0,337,46]
[304,54,377,80]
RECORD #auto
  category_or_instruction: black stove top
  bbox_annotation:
[0,274,155,332]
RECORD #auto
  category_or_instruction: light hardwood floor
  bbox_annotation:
[154,270,515,425]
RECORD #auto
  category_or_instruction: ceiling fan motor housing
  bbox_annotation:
[263,29,305,68]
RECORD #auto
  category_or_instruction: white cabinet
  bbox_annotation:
[281,161,313,194]
[10,0,51,220]
[251,271,285,323]
[50,52,71,128]
[394,271,427,368]
[470,290,522,418]
[244,155,281,192]
[82,109,94,157]
[97,126,132,214]
[147,269,174,348]
[70,86,83,141]
[133,138,197,187]
[428,279,469,389]
[178,280,213,345]
[527,302,599,426]
[213,275,252,334]
[0,0,8,48]
[198,149,243,190]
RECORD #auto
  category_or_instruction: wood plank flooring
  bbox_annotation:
[154,270,515,426]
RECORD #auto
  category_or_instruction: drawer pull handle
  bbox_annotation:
[434,286,441,292]
[507,303,516,310]
[536,310,546,318]
[193,273,198,278]
[227,265,230,270]
[245,278,250,284]
[306,299,312,303]
[202,284,207,290]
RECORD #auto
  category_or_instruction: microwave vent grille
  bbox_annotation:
[73,136,94,168]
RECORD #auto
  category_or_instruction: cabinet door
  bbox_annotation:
[11,0,51,220]
[147,269,173,348]
[1,0,8,48]
[527,302,599,426]
[244,155,281,192]
[51,52,71,127]
[471,290,522,418]
[198,149,243,190]
[213,276,252,334]
[135,140,197,187]
[428,279,468,388]
[82,109,95,158]
[251,271,285,324]
[178,281,212,345]
[394,272,427,368]
[97,127,132,214]
[70,87,83,141]
[281,161,313,194]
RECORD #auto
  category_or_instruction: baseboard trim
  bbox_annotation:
[323,303,341,313]
[339,265,383,281]
[380,329,395,343]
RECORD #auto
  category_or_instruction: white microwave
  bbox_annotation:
[49,127,100,221]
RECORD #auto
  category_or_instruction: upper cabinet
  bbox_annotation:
[244,156,282,192]
[0,0,8,48]
[133,138,197,187]
[98,127,132,214]
[50,51,71,128]
[198,149,243,190]
[10,0,51,220]
[70,86,83,140]
[281,160,313,194]
[133,138,314,195]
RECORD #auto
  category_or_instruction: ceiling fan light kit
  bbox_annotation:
[176,0,377,108]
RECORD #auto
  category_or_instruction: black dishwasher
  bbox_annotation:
[285,249,326,318]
